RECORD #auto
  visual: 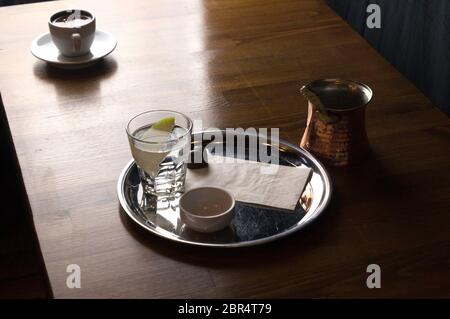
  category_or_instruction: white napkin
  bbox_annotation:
[186,155,312,211]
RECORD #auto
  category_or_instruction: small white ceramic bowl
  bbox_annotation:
[179,187,235,233]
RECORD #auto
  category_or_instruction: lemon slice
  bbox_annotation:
[132,117,176,177]
[141,116,175,141]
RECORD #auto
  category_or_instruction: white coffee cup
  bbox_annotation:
[48,9,96,57]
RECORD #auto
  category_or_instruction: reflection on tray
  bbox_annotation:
[179,225,236,244]
[231,203,305,242]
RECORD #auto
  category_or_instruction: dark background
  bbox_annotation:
[0,0,47,5]
[326,0,450,115]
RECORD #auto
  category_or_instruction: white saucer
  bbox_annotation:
[31,29,117,69]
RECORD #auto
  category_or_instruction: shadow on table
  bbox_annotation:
[327,149,407,206]
[32,57,118,102]
[118,194,340,269]
[117,147,409,270]
[32,57,118,79]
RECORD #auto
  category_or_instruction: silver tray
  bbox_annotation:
[118,130,332,247]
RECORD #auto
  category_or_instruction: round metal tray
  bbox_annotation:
[118,130,332,247]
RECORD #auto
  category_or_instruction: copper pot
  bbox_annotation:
[300,79,373,166]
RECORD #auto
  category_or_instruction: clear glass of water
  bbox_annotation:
[126,110,192,208]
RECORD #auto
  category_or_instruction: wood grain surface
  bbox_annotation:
[0,0,449,298]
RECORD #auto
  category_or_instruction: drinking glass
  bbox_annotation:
[126,110,192,207]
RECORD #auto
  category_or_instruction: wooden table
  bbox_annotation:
[1,0,449,298]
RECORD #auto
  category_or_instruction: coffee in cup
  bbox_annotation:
[49,9,96,57]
